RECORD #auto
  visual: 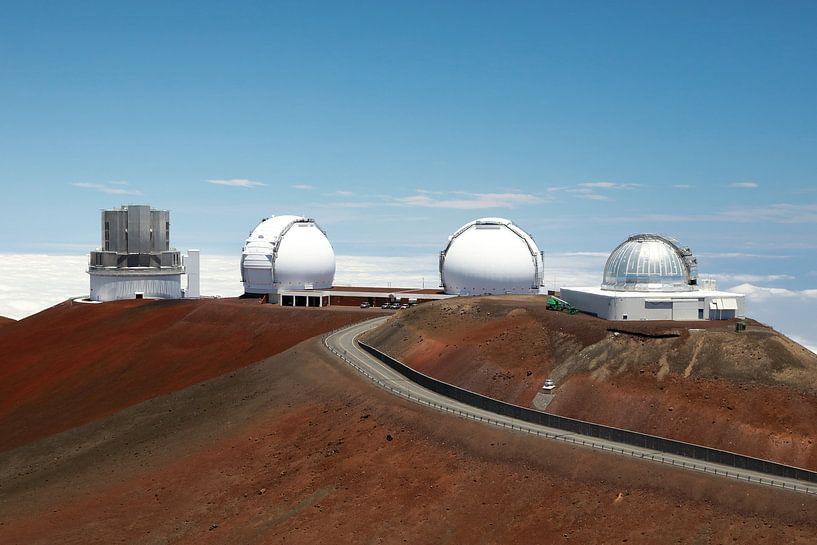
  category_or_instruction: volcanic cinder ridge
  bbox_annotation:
[1,297,817,544]
[363,295,817,470]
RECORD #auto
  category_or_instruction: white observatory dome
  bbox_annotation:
[241,215,336,294]
[601,234,698,292]
[439,217,544,296]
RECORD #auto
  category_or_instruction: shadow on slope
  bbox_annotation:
[0,298,379,452]
[1,336,816,544]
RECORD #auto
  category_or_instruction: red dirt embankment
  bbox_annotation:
[2,337,816,544]
[363,296,817,469]
[0,298,380,452]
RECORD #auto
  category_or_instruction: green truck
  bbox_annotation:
[546,296,578,315]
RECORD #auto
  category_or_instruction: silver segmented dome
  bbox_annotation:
[601,234,698,292]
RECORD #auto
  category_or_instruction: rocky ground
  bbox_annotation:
[363,296,817,469]
[2,334,817,544]
[2,297,817,544]
[0,298,382,451]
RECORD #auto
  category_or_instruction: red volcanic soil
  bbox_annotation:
[2,337,817,544]
[0,298,382,452]
[363,296,817,470]
[0,316,14,328]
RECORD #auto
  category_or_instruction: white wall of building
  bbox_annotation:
[560,287,745,321]
[184,249,201,298]
[89,273,182,302]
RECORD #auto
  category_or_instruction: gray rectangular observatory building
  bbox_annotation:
[88,204,184,301]
[90,205,180,268]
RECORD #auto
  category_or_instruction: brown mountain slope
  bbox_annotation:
[0,298,381,452]
[363,296,817,469]
[0,315,14,329]
[2,336,816,544]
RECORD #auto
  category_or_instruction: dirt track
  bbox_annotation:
[3,335,817,544]
[364,296,817,469]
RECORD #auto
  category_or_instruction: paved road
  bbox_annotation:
[324,316,817,496]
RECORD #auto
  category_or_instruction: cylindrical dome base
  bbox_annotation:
[89,270,182,301]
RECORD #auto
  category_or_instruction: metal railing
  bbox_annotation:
[319,326,817,494]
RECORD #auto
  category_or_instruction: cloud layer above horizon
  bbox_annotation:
[0,254,814,354]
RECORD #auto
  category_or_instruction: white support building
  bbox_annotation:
[561,234,745,321]
[560,285,744,321]
[183,249,201,298]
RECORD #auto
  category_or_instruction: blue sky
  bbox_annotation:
[1,1,815,296]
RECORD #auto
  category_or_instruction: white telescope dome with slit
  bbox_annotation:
[439,217,544,296]
[602,234,697,292]
[241,215,336,294]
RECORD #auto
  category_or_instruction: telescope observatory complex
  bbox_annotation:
[241,214,452,307]
[560,234,745,321]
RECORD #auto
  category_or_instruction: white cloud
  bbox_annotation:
[292,184,315,190]
[717,204,817,224]
[544,252,607,291]
[673,184,693,189]
[698,252,791,260]
[729,283,817,301]
[547,182,639,201]
[2,255,814,356]
[578,192,612,201]
[599,203,817,225]
[72,182,142,195]
[561,252,610,258]
[335,255,439,288]
[198,255,243,298]
[319,189,543,210]
[707,273,796,284]
[578,182,640,190]
[0,254,89,319]
[0,254,442,319]
[206,178,264,188]
[727,283,817,355]
[730,182,759,189]
[0,254,246,320]
[393,192,543,209]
